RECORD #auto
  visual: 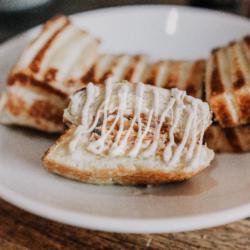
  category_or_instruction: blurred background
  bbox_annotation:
[0,0,249,43]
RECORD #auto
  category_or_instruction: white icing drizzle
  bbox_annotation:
[68,80,210,168]
[68,83,98,152]
[168,106,195,167]
[86,79,115,154]
[68,124,84,152]
[142,92,175,158]
[128,82,144,157]
[163,90,185,162]
[109,85,129,156]
[70,91,83,117]
[80,82,97,128]
[101,78,113,135]
[186,101,198,160]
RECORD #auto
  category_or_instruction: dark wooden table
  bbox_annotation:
[0,1,250,249]
[0,198,250,249]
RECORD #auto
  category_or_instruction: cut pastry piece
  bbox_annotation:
[0,15,100,132]
[0,82,67,132]
[145,59,205,99]
[81,54,150,84]
[43,80,214,185]
[205,123,250,153]
[205,36,250,128]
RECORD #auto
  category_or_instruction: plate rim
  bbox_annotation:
[0,5,250,233]
[1,180,250,233]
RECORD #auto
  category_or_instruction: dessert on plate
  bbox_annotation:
[43,80,214,185]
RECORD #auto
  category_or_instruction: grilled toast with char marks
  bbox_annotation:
[205,36,250,128]
[205,123,250,153]
[0,15,100,132]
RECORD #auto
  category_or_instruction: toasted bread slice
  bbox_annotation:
[80,56,205,98]
[43,81,214,185]
[8,15,100,95]
[205,123,250,153]
[205,36,250,127]
[81,54,150,84]
[0,15,100,132]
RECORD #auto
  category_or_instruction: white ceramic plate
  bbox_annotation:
[0,5,250,234]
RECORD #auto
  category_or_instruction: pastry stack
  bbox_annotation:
[205,36,250,152]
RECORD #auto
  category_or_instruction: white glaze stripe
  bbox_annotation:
[163,90,185,162]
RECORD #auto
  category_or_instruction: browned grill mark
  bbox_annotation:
[231,44,246,90]
[29,20,70,73]
[44,68,58,82]
[8,72,28,85]
[204,126,213,142]
[81,64,96,83]
[229,41,236,47]
[233,76,245,89]
[186,85,197,98]
[145,62,160,86]
[186,59,205,98]
[29,100,63,125]
[164,61,180,88]
[211,47,220,54]
[6,93,26,116]
[224,128,242,152]
[29,16,69,48]
[211,99,235,127]
[123,55,141,81]
[236,94,250,123]
[210,52,225,96]
[174,132,182,144]
[244,35,250,49]
[98,56,120,83]
[7,72,67,98]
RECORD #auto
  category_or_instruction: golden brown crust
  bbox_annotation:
[8,73,67,98]
[29,100,63,125]
[0,89,65,132]
[123,55,141,82]
[209,96,237,127]
[205,124,250,153]
[7,15,100,95]
[185,59,205,98]
[42,126,211,185]
[43,158,207,185]
[30,21,70,73]
[209,52,225,96]
[235,91,250,124]
[206,36,250,127]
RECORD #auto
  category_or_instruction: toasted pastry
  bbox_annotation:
[145,59,205,99]
[205,36,250,128]
[81,54,150,84]
[80,56,205,99]
[205,123,250,153]
[0,15,100,132]
[43,80,214,185]
[0,82,67,132]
